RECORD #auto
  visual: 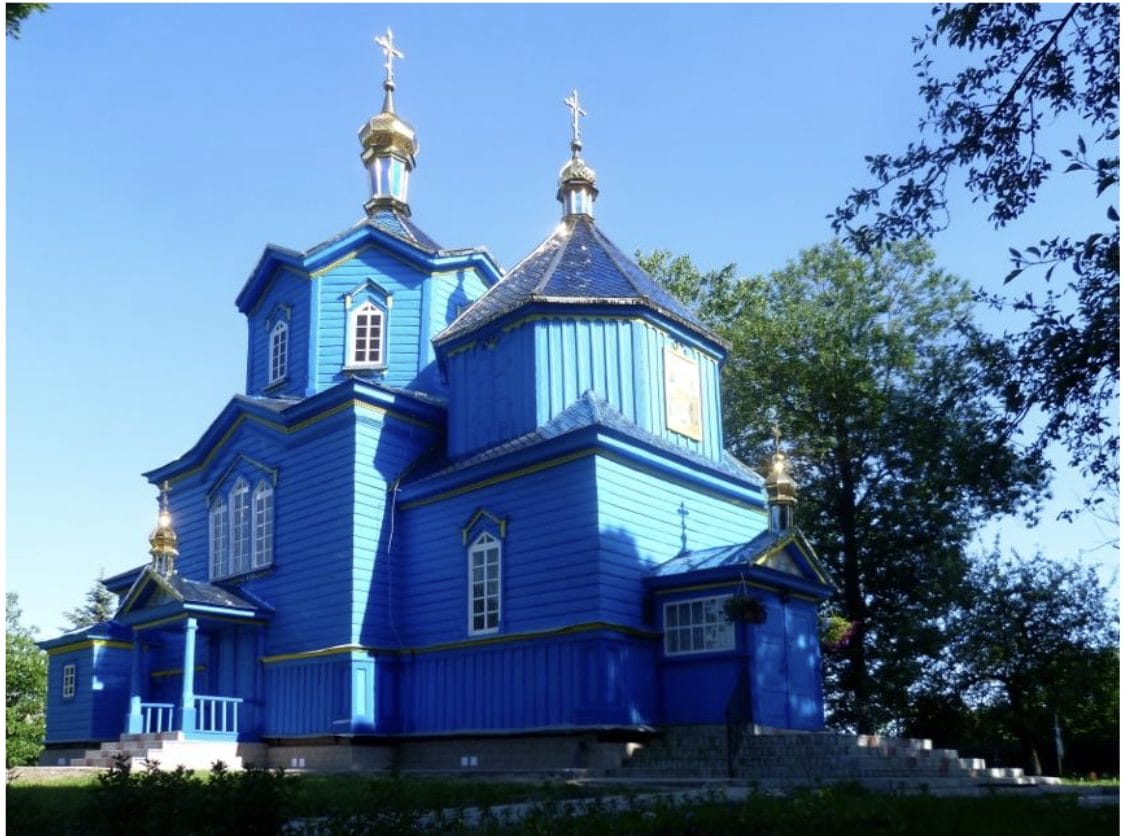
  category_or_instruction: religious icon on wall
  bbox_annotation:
[664,346,703,440]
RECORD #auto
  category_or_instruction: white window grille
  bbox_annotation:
[468,532,501,634]
[252,482,273,569]
[663,595,735,655]
[62,663,76,699]
[269,320,288,384]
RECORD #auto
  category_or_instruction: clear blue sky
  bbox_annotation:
[6,4,1117,637]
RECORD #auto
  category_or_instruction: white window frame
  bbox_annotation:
[347,301,387,370]
[229,479,251,576]
[62,663,76,699]
[663,595,735,656]
[468,532,501,635]
[252,481,274,569]
[209,498,230,580]
[269,320,288,385]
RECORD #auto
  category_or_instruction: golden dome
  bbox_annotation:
[148,482,179,574]
[359,101,418,165]
[765,449,798,506]
[558,153,596,188]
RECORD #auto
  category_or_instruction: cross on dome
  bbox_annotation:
[563,89,587,150]
[375,27,404,87]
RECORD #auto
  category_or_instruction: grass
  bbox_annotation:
[6,765,1119,835]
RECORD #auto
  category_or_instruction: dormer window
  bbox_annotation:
[348,301,386,369]
[269,320,288,384]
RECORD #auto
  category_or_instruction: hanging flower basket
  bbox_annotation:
[724,594,767,624]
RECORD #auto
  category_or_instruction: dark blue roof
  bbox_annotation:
[434,215,724,346]
[650,531,782,577]
[404,391,762,487]
[366,207,442,251]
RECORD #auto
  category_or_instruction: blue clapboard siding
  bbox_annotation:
[354,409,442,648]
[445,316,724,460]
[397,631,657,733]
[262,652,376,736]
[396,456,602,646]
[595,456,766,626]
[245,269,311,397]
[160,406,358,655]
[310,251,491,397]
[44,644,132,744]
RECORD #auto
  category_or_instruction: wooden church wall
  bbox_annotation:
[422,267,493,394]
[396,455,603,645]
[353,407,442,648]
[445,317,725,462]
[262,651,376,736]
[244,269,311,398]
[595,456,766,626]
[164,406,358,656]
[443,325,536,458]
[394,629,657,733]
[43,644,131,744]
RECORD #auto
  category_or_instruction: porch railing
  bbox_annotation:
[140,703,176,734]
[193,695,242,734]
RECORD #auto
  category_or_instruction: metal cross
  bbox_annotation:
[563,89,587,146]
[375,27,404,86]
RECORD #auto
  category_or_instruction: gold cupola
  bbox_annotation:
[148,481,179,575]
[765,435,797,534]
[359,28,418,216]
[557,89,598,217]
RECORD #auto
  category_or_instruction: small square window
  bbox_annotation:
[62,663,76,699]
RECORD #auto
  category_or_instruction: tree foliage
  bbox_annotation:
[6,593,47,767]
[924,549,1118,775]
[832,3,1119,505]
[63,573,117,631]
[6,3,48,38]
[641,241,1047,732]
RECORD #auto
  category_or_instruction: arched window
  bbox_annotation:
[468,532,501,634]
[253,481,274,569]
[229,479,251,575]
[209,498,229,580]
[349,301,386,369]
[269,320,288,384]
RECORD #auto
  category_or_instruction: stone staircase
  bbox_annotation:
[69,732,263,771]
[609,726,1063,793]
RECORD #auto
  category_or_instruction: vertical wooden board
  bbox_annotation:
[784,603,825,730]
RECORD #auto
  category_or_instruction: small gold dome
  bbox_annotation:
[558,154,596,187]
[148,482,179,574]
[765,450,798,506]
[359,106,418,165]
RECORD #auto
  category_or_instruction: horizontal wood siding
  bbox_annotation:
[162,409,357,655]
[595,456,767,626]
[424,267,492,394]
[445,326,536,458]
[313,249,438,395]
[246,271,310,397]
[397,457,600,646]
[354,411,441,648]
[398,631,657,733]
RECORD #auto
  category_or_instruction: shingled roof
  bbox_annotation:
[434,215,724,348]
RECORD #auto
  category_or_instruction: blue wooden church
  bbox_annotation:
[39,33,836,770]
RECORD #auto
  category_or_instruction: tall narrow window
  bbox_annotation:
[62,664,76,699]
[253,482,274,569]
[209,499,229,579]
[230,479,251,575]
[468,532,501,634]
[269,321,288,384]
[350,302,385,368]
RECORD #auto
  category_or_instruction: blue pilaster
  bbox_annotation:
[179,618,198,733]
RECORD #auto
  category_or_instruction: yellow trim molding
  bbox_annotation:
[47,639,133,656]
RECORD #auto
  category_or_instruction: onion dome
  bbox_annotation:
[764,435,797,534]
[148,481,179,575]
[359,28,418,216]
[557,90,598,217]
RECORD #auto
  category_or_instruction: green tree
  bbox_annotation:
[6,3,48,38]
[641,241,1047,732]
[62,573,117,631]
[832,3,1119,506]
[6,593,47,767]
[928,549,1118,775]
